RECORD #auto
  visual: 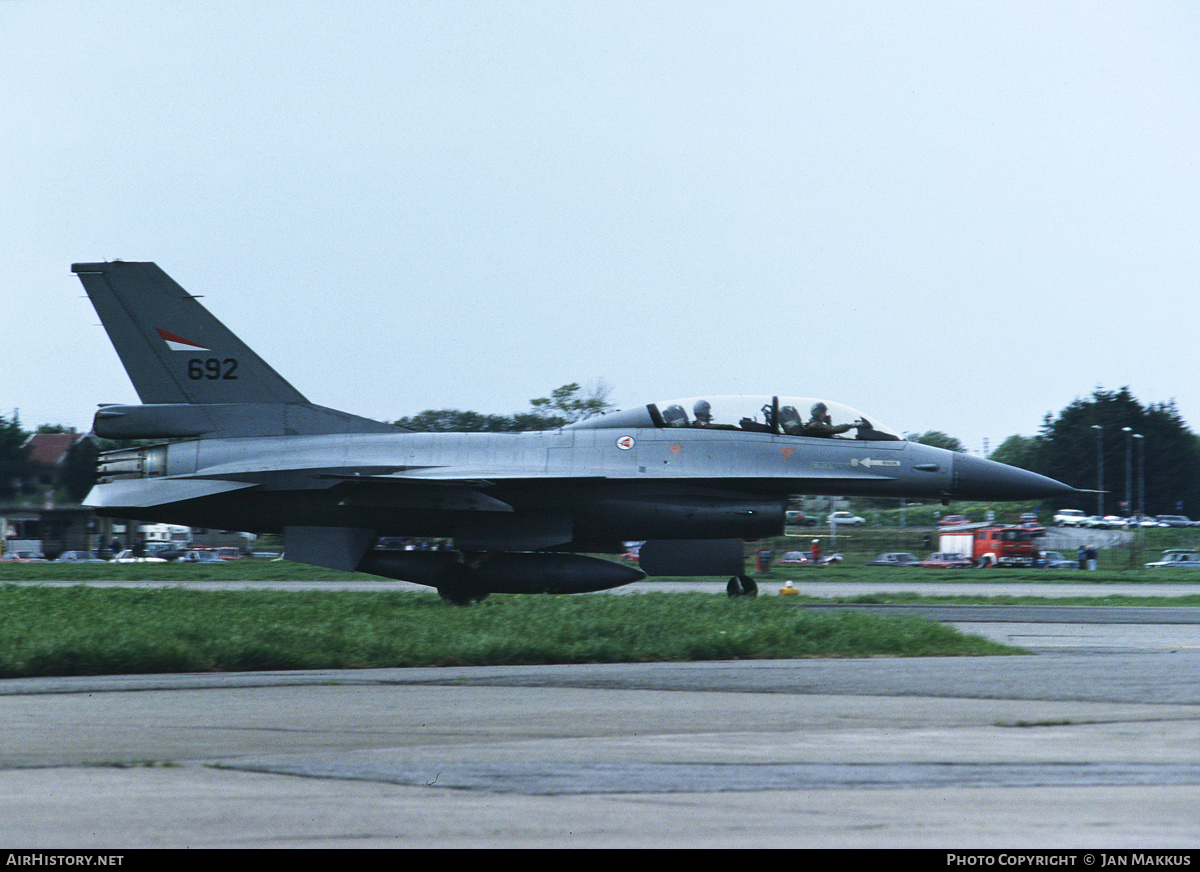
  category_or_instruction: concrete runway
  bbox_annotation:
[4,584,1200,848]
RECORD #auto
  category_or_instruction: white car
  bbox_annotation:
[1145,550,1200,568]
[54,551,104,563]
[111,549,167,564]
[1054,509,1087,526]
[827,511,866,526]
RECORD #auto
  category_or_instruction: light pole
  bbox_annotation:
[1134,432,1145,518]
[1123,426,1133,521]
[1091,425,1104,516]
[1134,432,1145,555]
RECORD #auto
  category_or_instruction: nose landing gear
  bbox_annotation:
[726,575,758,597]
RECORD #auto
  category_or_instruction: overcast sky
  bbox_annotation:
[5,1,1198,453]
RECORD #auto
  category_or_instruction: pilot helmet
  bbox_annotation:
[810,402,828,418]
[693,400,712,423]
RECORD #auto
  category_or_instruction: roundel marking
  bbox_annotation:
[616,435,635,450]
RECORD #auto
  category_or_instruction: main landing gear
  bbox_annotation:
[436,563,490,606]
[726,575,758,598]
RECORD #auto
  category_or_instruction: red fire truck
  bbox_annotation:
[939,525,1041,567]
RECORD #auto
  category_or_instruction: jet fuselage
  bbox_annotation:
[73,260,1077,600]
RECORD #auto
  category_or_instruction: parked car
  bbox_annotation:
[777,550,810,565]
[826,511,865,526]
[145,543,186,561]
[54,551,105,563]
[1053,509,1088,526]
[179,550,227,564]
[867,552,922,567]
[920,552,976,568]
[1034,550,1077,569]
[938,514,971,527]
[1018,512,1042,528]
[0,550,47,562]
[1154,515,1197,528]
[1145,550,1200,568]
[777,550,843,566]
[111,549,167,564]
[784,510,818,527]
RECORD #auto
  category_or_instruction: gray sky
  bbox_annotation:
[5,1,1198,453]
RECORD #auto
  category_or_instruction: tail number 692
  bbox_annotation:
[188,358,239,380]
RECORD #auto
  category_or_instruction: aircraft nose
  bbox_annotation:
[950,453,1076,501]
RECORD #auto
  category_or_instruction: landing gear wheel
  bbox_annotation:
[436,564,490,605]
[726,576,758,598]
[437,587,489,605]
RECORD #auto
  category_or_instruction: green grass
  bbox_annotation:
[2,554,1197,678]
[0,559,359,583]
[820,591,1200,606]
[0,584,1023,678]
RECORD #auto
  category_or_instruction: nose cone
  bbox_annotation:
[951,453,1077,501]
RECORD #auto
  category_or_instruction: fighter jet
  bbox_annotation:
[73,261,1075,601]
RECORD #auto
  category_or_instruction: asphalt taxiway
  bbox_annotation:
[3,581,1200,848]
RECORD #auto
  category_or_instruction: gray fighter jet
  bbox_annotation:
[73,261,1075,601]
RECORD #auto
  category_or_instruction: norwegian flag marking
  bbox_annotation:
[156,328,210,352]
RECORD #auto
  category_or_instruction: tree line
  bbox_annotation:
[393,382,614,431]
[989,388,1200,517]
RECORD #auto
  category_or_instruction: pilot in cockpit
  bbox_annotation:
[803,402,859,438]
[693,400,713,425]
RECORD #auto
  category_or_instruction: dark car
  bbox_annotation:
[180,550,227,564]
[784,511,819,527]
[867,552,922,567]
[1155,515,1197,528]
[145,543,186,561]
[777,550,812,566]
[1034,550,1077,569]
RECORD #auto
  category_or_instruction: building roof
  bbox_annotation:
[25,432,82,468]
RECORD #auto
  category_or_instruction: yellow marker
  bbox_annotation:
[779,581,799,596]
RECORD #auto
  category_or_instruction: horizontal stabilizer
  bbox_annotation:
[92,402,399,439]
[84,478,257,508]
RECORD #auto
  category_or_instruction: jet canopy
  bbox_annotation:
[571,395,903,441]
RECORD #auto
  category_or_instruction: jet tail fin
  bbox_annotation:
[73,261,308,405]
[74,261,399,437]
